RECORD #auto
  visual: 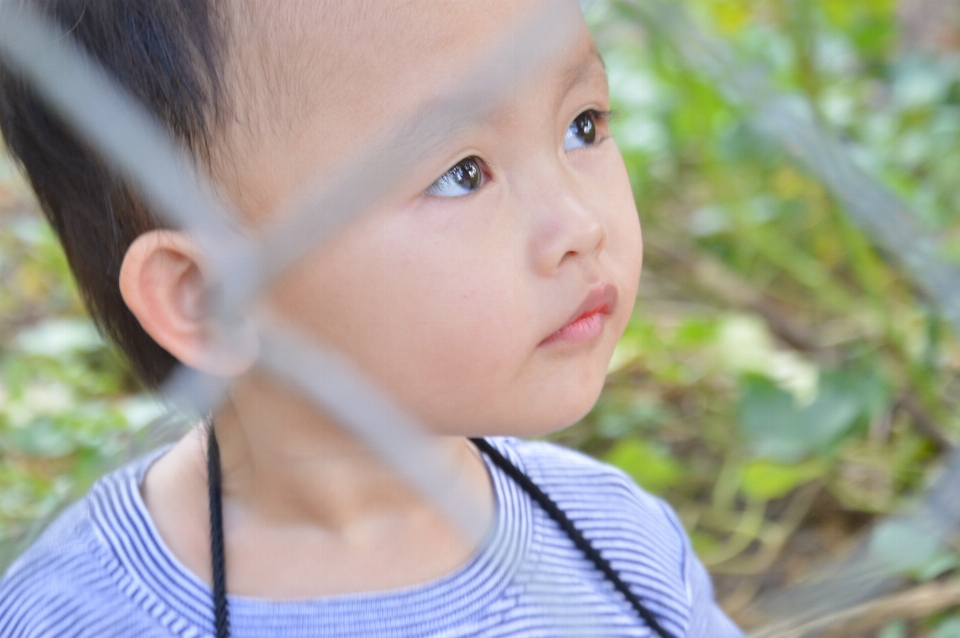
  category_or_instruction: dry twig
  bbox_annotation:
[748,579,960,638]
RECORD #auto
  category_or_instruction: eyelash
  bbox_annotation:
[563,108,613,152]
[585,109,614,125]
[424,156,488,198]
[424,109,615,199]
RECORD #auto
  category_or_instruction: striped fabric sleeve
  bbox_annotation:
[504,438,745,638]
[0,487,172,638]
[657,500,745,638]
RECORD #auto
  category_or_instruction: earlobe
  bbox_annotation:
[119,230,259,377]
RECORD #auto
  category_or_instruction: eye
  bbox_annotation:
[563,110,605,151]
[425,157,485,198]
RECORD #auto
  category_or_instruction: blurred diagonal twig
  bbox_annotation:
[645,235,821,352]
[754,578,960,638]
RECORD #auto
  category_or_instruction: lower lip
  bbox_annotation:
[540,310,606,346]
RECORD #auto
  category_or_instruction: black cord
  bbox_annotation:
[206,433,676,638]
[470,438,677,638]
[207,425,231,638]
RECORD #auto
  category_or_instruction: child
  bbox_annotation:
[0,0,744,636]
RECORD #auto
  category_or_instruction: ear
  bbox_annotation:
[119,230,259,377]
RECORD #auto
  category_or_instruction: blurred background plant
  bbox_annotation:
[0,157,166,556]
[4,0,960,635]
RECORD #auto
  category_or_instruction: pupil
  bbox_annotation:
[452,158,480,190]
[577,113,596,144]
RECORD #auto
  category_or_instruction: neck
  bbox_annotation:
[211,370,493,534]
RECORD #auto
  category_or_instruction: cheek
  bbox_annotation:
[602,148,643,300]
[515,149,642,432]
[268,212,533,428]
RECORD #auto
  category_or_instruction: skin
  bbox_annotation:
[120,0,643,599]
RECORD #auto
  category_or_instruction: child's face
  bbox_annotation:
[228,1,642,436]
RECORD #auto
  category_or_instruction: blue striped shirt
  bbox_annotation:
[0,438,743,637]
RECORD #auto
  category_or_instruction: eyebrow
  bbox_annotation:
[560,49,608,97]
[455,49,608,135]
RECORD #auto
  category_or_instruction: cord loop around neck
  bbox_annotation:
[205,431,676,638]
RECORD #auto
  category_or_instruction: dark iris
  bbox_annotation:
[425,156,485,197]
[572,112,597,145]
[449,157,481,191]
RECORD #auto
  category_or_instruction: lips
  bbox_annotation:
[540,283,618,347]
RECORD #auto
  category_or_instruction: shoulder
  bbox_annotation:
[0,454,169,638]
[489,436,677,531]
[488,436,688,587]
[0,496,97,636]
[488,437,745,638]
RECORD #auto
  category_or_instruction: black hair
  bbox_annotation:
[0,0,229,388]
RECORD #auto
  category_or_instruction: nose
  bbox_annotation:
[530,187,608,276]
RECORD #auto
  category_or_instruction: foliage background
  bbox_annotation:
[4,0,960,635]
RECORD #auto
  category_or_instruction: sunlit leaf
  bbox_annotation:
[604,438,682,494]
[15,319,104,357]
[740,458,825,501]
[5,418,76,458]
[737,368,886,462]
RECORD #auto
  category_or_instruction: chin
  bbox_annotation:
[465,387,601,438]
[526,379,606,436]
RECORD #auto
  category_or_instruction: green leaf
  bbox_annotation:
[737,368,888,462]
[738,374,858,461]
[870,519,941,574]
[935,617,960,638]
[689,529,723,557]
[674,316,720,347]
[15,318,104,358]
[6,418,76,458]
[740,459,825,501]
[608,332,642,374]
[877,621,907,638]
[604,438,682,495]
[595,401,666,439]
[914,551,960,582]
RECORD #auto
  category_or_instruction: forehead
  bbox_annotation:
[231,1,547,99]
[219,0,596,217]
